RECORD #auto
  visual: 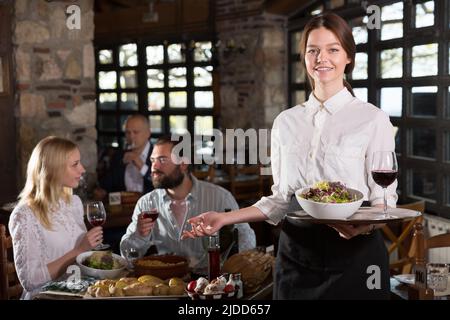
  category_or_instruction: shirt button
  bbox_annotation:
[309,152,313,158]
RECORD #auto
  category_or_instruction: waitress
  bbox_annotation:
[182,12,397,299]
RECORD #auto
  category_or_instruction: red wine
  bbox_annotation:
[141,209,159,221]
[89,217,105,226]
[208,247,221,281]
[372,170,397,188]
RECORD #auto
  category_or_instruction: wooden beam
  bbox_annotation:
[264,0,310,16]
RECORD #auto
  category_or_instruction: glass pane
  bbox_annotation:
[98,49,113,64]
[291,32,302,54]
[412,86,437,117]
[381,2,403,40]
[380,48,402,78]
[99,93,117,110]
[98,71,116,89]
[411,128,436,159]
[194,41,212,62]
[149,115,162,134]
[350,16,368,45]
[194,116,214,136]
[352,52,367,80]
[380,87,402,117]
[119,43,137,67]
[416,1,434,28]
[411,169,436,201]
[292,90,305,106]
[98,114,116,131]
[147,69,164,88]
[146,45,164,65]
[394,126,401,154]
[381,22,403,41]
[292,61,305,83]
[194,91,213,109]
[169,115,187,135]
[353,88,368,102]
[148,92,165,111]
[381,2,403,20]
[169,67,187,88]
[168,43,184,63]
[119,70,137,88]
[120,92,138,111]
[194,66,213,87]
[169,91,187,108]
[412,43,438,77]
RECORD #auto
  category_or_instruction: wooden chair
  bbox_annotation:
[382,200,425,275]
[410,222,450,268]
[0,224,22,299]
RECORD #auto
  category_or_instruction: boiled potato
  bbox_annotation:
[109,284,125,297]
[168,284,185,295]
[119,277,138,284]
[138,275,164,286]
[168,277,185,287]
[153,283,170,296]
[123,282,153,296]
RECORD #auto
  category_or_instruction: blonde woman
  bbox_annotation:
[9,136,103,299]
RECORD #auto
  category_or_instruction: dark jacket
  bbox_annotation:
[99,143,153,194]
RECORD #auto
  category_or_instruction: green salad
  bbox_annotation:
[83,251,121,270]
[300,181,357,203]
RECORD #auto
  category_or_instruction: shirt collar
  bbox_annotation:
[140,141,151,160]
[303,87,354,115]
[161,174,197,203]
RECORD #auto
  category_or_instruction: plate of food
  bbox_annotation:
[295,181,364,220]
[76,251,127,279]
[185,275,240,300]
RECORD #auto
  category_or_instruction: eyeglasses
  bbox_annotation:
[150,156,170,165]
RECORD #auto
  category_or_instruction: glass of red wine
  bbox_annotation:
[140,198,159,222]
[86,201,110,250]
[371,151,398,218]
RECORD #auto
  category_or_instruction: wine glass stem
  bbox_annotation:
[383,187,387,215]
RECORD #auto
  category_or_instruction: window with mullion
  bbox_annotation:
[96,39,216,156]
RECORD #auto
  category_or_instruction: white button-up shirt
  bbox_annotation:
[124,141,150,193]
[254,88,398,224]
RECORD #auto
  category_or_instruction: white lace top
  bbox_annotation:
[8,195,86,300]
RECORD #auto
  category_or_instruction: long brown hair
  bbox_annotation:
[299,12,356,96]
[18,136,78,230]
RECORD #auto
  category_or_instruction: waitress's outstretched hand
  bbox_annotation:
[181,211,224,239]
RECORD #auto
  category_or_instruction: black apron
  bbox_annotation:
[274,198,390,300]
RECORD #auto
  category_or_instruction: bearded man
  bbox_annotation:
[120,136,256,271]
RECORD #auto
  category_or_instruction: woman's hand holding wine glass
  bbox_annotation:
[86,201,110,250]
[371,151,398,218]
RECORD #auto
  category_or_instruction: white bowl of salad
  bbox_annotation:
[295,181,364,219]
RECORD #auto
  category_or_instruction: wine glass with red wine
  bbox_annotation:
[371,151,398,218]
[140,197,159,222]
[86,201,110,250]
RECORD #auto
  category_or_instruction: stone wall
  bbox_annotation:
[215,0,287,130]
[13,0,96,191]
